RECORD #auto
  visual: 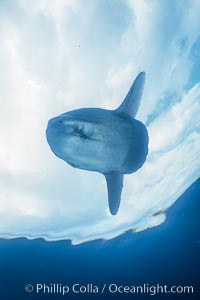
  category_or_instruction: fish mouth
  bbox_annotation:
[46,117,101,143]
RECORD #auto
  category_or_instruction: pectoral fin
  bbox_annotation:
[104,172,124,215]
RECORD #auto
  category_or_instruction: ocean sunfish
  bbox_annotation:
[46,72,149,215]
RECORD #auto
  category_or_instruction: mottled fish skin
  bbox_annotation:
[46,108,148,174]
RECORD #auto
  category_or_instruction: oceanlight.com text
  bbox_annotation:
[24,283,194,296]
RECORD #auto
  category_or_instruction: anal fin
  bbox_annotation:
[104,172,124,215]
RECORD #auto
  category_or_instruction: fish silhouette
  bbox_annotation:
[46,72,149,215]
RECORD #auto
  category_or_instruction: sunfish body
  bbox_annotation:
[46,72,149,215]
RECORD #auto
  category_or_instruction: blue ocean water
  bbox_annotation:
[0,179,199,300]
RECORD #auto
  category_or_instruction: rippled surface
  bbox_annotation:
[0,0,200,244]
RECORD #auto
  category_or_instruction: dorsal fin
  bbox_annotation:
[104,172,124,215]
[116,71,145,118]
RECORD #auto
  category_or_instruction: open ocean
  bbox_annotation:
[0,179,199,300]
